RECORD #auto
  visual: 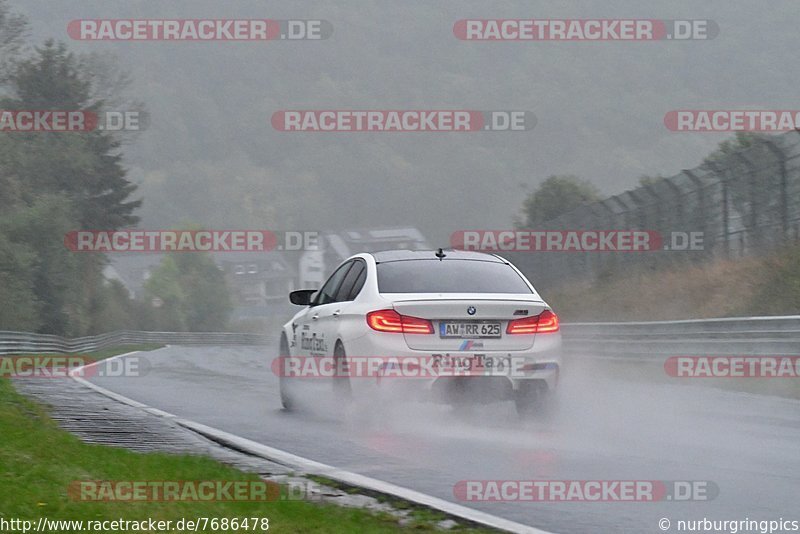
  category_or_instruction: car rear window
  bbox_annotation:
[377,259,533,294]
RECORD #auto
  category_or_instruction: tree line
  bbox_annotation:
[0,1,230,335]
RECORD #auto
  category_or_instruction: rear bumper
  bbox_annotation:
[344,330,562,395]
[375,361,560,401]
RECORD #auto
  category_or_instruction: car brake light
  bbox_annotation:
[506,309,559,334]
[366,309,434,334]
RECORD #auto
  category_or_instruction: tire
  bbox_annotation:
[514,380,549,417]
[333,341,352,401]
[278,335,296,411]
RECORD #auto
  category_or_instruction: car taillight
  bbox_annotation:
[366,309,434,334]
[506,309,559,334]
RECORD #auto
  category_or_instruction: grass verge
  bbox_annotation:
[550,243,800,322]
[0,347,493,533]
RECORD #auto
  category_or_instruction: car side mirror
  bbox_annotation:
[289,289,316,306]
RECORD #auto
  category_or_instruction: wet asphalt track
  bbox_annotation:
[89,345,800,534]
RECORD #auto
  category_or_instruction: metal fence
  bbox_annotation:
[508,130,800,289]
[0,330,270,355]
[1,317,797,359]
[562,315,800,360]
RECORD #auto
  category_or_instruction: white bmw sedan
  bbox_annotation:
[277,249,561,416]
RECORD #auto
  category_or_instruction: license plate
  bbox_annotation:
[439,321,501,338]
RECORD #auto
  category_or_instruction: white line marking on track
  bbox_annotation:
[68,349,555,534]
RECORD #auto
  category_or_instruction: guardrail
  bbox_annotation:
[561,315,800,360]
[1,316,799,358]
[0,330,271,355]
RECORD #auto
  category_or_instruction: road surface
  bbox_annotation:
[89,345,800,534]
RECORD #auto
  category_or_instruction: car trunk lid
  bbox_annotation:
[385,293,545,351]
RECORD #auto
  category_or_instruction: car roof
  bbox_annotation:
[368,249,504,263]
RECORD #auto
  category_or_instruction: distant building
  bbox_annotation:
[102,227,428,316]
[213,251,295,306]
[103,250,296,310]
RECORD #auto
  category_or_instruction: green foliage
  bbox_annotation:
[0,20,233,335]
[748,244,800,315]
[0,41,141,229]
[704,132,764,163]
[0,228,38,331]
[0,5,145,335]
[518,175,600,227]
[0,0,26,83]
[0,196,83,335]
[177,254,232,331]
[0,378,473,533]
[0,195,145,336]
[89,280,141,334]
[144,253,232,332]
[638,174,664,187]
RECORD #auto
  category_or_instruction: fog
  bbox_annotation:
[88,344,800,533]
[15,0,800,242]
[5,2,800,532]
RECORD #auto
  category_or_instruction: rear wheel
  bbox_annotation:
[278,335,295,411]
[333,341,352,401]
